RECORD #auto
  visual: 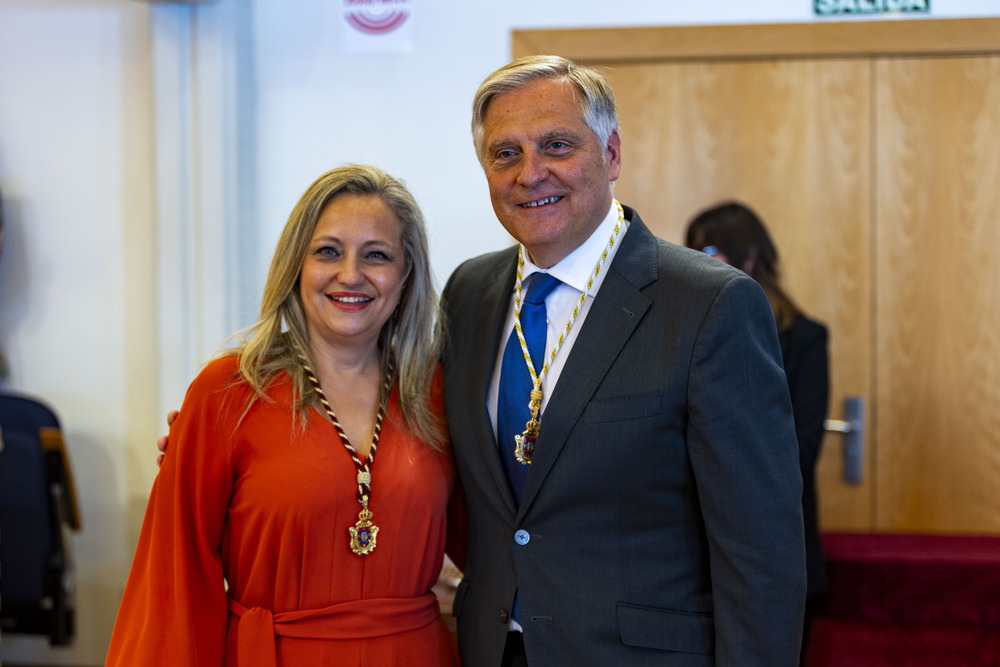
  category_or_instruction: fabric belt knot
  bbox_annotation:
[235,605,277,667]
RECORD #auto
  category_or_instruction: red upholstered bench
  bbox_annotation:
[807,532,1000,666]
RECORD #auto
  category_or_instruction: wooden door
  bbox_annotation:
[875,54,1000,532]
[513,19,1000,534]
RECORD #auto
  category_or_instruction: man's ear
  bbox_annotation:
[606,130,622,182]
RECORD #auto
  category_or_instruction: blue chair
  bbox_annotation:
[0,392,80,645]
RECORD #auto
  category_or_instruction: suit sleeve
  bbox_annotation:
[106,361,235,665]
[686,274,807,666]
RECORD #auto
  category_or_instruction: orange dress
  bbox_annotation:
[107,356,460,667]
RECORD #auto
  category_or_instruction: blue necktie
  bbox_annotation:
[497,272,562,503]
[497,272,561,626]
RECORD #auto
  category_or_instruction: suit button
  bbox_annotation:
[499,608,509,623]
[514,529,530,545]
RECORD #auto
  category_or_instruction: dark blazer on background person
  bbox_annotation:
[441,206,807,667]
[779,313,830,597]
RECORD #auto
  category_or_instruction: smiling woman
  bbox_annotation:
[300,194,407,371]
[106,165,462,667]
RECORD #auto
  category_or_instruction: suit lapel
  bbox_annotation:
[518,210,659,515]
[464,249,522,514]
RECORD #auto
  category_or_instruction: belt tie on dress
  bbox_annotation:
[227,593,440,667]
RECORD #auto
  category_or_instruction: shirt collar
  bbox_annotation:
[520,199,628,297]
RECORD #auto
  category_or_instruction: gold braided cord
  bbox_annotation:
[511,200,624,406]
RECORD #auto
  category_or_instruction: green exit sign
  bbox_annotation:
[815,0,930,15]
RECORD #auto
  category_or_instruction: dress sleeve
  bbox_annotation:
[106,359,238,665]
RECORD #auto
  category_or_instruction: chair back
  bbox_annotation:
[0,392,77,644]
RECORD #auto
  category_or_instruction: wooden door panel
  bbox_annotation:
[607,59,874,530]
[875,55,1000,532]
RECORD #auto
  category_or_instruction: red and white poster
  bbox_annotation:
[341,0,415,54]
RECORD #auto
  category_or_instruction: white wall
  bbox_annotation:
[1,0,997,664]
[0,1,158,663]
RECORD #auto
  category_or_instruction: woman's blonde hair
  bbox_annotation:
[228,164,445,448]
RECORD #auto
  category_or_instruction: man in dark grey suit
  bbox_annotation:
[441,55,806,666]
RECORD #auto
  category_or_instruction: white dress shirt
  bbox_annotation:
[488,199,630,438]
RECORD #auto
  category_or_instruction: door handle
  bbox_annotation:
[823,396,865,485]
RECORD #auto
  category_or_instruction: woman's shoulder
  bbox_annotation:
[181,355,266,413]
[781,312,829,355]
[189,354,243,391]
[792,312,829,339]
[180,355,294,430]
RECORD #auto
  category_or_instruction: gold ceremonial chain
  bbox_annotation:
[299,353,392,556]
[510,200,624,464]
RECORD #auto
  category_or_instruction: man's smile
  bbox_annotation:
[520,196,563,208]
